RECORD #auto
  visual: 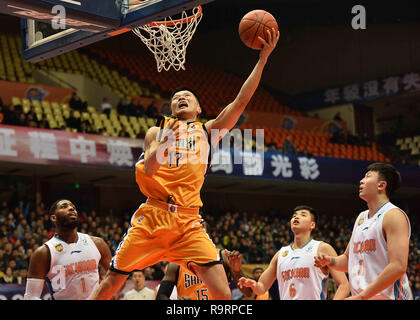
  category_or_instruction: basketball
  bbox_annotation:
[239,10,278,50]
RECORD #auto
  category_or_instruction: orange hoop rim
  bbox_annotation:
[129,1,202,27]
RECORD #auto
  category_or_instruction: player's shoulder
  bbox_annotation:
[88,234,107,248]
[382,207,410,226]
[31,243,50,262]
[317,241,336,255]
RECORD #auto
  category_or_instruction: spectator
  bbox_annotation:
[38,114,50,129]
[80,121,94,134]
[145,100,158,118]
[334,112,343,121]
[136,126,146,139]
[0,105,4,123]
[160,102,171,117]
[117,98,129,116]
[16,268,27,285]
[101,97,112,116]
[118,126,130,138]
[66,110,82,131]
[282,136,296,155]
[69,92,83,111]
[16,219,31,239]
[143,266,155,280]
[0,266,16,284]
[329,128,346,144]
[128,98,145,117]
[122,270,155,300]
[360,132,371,147]
[16,112,28,127]
[0,249,7,272]
[3,105,19,126]
[26,113,38,128]
[251,266,270,300]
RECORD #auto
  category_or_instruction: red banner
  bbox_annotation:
[0,80,75,105]
[0,125,143,168]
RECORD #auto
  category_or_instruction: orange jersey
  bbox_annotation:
[136,116,211,208]
[176,266,213,300]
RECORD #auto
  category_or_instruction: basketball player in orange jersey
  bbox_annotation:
[156,249,252,300]
[238,205,350,300]
[314,163,412,300]
[89,28,280,300]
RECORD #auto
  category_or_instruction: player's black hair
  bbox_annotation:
[366,162,402,198]
[170,86,201,107]
[292,205,318,225]
[48,199,69,215]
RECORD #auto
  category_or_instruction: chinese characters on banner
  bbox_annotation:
[210,148,321,181]
[324,72,420,105]
[0,125,141,168]
[2,124,418,187]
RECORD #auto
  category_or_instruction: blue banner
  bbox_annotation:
[209,148,420,189]
[0,284,51,300]
[291,71,420,110]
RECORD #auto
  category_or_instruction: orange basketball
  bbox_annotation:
[239,10,278,50]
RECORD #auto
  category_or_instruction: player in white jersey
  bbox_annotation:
[238,205,350,300]
[314,163,413,300]
[24,199,112,300]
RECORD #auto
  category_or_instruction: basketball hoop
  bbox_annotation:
[132,6,203,72]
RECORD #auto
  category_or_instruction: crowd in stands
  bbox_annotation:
[0,192,419,298]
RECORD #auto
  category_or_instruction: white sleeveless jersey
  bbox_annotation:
[277,239,328,300]
[348,202,412,300]
[44,233,101,300]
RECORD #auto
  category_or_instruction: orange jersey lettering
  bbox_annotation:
[176,266,213,300]
[136,117,210,207]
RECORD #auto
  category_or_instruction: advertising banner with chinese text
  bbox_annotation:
[1,125,419,188]
[292,71,420,110]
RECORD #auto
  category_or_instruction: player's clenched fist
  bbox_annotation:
[314,253,333,268]
[237,277,257,289]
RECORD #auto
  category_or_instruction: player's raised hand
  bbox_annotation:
[159,119,179,145]
[314,253,333,268]
[237,277,257,289]
[225,249,242,273]
[258,27,280,60]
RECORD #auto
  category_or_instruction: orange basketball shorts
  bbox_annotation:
[110,199,221,274]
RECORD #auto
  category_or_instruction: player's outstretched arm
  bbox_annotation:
[238,251,279,296]
[205,28,280,135]
[346,209,410,300]
[318,242,350,300]
[24,245,50,300]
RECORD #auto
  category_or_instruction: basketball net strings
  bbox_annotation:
[133,8,202,72]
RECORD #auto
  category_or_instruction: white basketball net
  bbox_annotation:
[132,7,202,72]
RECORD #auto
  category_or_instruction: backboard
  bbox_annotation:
[0,0,214,62]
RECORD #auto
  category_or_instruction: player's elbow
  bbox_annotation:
[393,259,407,275]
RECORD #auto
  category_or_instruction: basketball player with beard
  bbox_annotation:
[24,199,112,300]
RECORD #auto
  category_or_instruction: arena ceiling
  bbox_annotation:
[201,0,420,30]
